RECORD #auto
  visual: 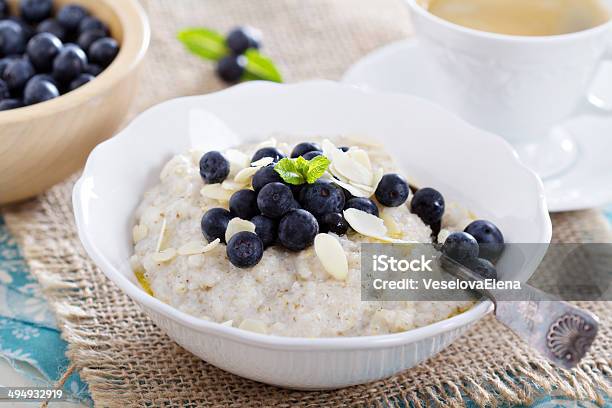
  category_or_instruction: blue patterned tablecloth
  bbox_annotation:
[0,210,610,407]
[0,216,91,405]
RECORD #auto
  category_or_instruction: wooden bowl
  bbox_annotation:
[0,0,150,204]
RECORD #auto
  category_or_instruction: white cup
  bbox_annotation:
[405,0,612,177]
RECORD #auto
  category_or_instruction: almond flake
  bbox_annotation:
[381,209,402,237]
[321,139,337,157]
[371,167,384,190]
[225,149,251,175]
[155,218,167,252]
[348,148,372,171]
[221,320,234,327]
[343,208,387,238]
[238,318,267,334]
[221,179,246,191]
[314,234,348,281]
[178,241,206,256]
[153,248,176,263]
[251,157,274,167]
[332,150,373,185]
[132,224,148,243]
[203,238,221,252]
[200,184,233,202]
[225,218,256,243]
[234,166,260,184]
[332,178,371,198]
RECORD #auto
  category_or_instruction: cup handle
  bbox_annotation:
[582,43,612,114]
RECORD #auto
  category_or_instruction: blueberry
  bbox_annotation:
[229,189,259,219]
[83,62,102,76]
[299,180,345,217]
[0,78,8,99]
[0,20,26,56]
[0,98,21,110]
[199,151,230,184]
[252,164,283,192]
[52,44,87,83]
[338,146,350,152]
[251,215,277,248]
[0,57,17,77]
[27,33,63,72]
[57,4,89,31]
[442,232,479,262]
[24,78,58,105]
[251,147,285,163]
[216,54,246,83]
[290,142,321,158]
[0,0,7,19]
[257,182,294,219]
[302,150,322,160]
[226,26,261,55]
[88,37,118,67]
[37,19,67,42]
[2,59,34,93]
[464,220,505,263]
[464,257,497,280]
[344,197,379,216]
[410,187,445,226]
[278,209,319,251]
[78,16,108,35]
[77,29,105,52]
[375,173,410,207]
[29,73,58,87]
[9,17,36,41]
[319,212,349,235]
[201,207,233,243]
[68,73,93,90]
[227,231,263,268]
[20,0,53,24]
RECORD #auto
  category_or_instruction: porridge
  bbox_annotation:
[130,137,504,337]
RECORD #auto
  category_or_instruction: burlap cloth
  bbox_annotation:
[3,0,611,406]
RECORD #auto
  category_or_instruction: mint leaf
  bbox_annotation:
[295,156,309,175]
[244,49,283,82]
[306,155,331,184]
[178,28,229,60]
[274,158,305,185]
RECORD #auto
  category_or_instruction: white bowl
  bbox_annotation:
[73,81,551,389]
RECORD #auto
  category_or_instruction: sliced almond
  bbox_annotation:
[238,318,267,334]
[221,179,246,191]
[381,209,402,237]
[348,148,372,171]
[155,218,167,252]
[251,157,274,167]
[234,166,260,184]
[332,178,371,198]
[225,149,251,175]
[332,151,373,185]
[371,167,384,190]
[225,218,256,243]
[321,139,338,158]
[132,224,148,243]
[314,233,348,281]
[203,238,221,252]
[343,208,387,238]
[178,241,206,256]
[153,248,176,263]
[220,319,234,327]
[200,184,233,202]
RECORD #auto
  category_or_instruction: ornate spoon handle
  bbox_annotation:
[440,255,599,369]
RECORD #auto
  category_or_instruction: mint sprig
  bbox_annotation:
[274,155,331,185]
[177,28,283,83]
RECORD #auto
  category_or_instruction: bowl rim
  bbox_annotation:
[73,80,552,351]
[0,0,150,124]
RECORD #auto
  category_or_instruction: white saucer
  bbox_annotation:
[342,39,612,212]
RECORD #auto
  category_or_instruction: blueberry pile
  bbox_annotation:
[216,26,261,83]
[199,141,423,268]
[441,220,505,280]
[0,0,119,111]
